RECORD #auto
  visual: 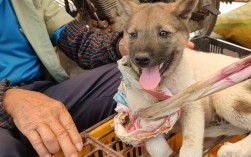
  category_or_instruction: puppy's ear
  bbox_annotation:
[173,0,198,20]
[116,0,140,17]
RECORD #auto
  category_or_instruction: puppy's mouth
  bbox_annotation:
[138,52,174,90]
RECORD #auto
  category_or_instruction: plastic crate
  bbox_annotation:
[53,114,247,157]
[53,36,251,157]
[53,114,183,157]
[191,36,251,58]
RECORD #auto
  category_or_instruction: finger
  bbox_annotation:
[49,118,78,157]
[36,124,61,154]
[119,39,128,56]
[59,110,83,152]
[25,130,51,157]
[186,41,195,49]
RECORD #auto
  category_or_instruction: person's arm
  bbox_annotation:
[43,0,124,67]
[0,1,83,157]
[58,20,123,69]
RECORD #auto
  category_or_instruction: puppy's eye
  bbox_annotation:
[159,31,170,37]
[130,32,138,38]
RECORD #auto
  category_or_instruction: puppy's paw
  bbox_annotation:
[217,142,250,157]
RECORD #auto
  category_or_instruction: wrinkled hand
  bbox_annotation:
[3,89,83,157]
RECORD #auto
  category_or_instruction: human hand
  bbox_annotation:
[119,39,194,56]
[3,89,83,157]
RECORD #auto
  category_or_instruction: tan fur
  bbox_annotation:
[234,100,251,114]
[116,0,251,157]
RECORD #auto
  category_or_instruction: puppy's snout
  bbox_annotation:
[134,54,150,67]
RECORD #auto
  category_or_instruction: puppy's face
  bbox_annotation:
[117,0,198,89]
[124,3,188,71]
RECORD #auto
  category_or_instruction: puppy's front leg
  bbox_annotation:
[145,134,173,157]
[140,119,173,157]
[179,102,205,157]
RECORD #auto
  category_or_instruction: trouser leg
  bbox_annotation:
[0,128,36,157]
[42,63,121,131]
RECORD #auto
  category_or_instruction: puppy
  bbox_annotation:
[114,0,251,157]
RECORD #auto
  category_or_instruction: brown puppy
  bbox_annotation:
[114,0,251,157]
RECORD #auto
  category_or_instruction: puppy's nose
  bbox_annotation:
[134,54,150,67]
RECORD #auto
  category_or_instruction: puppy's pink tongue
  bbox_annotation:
[139,66,161,90]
